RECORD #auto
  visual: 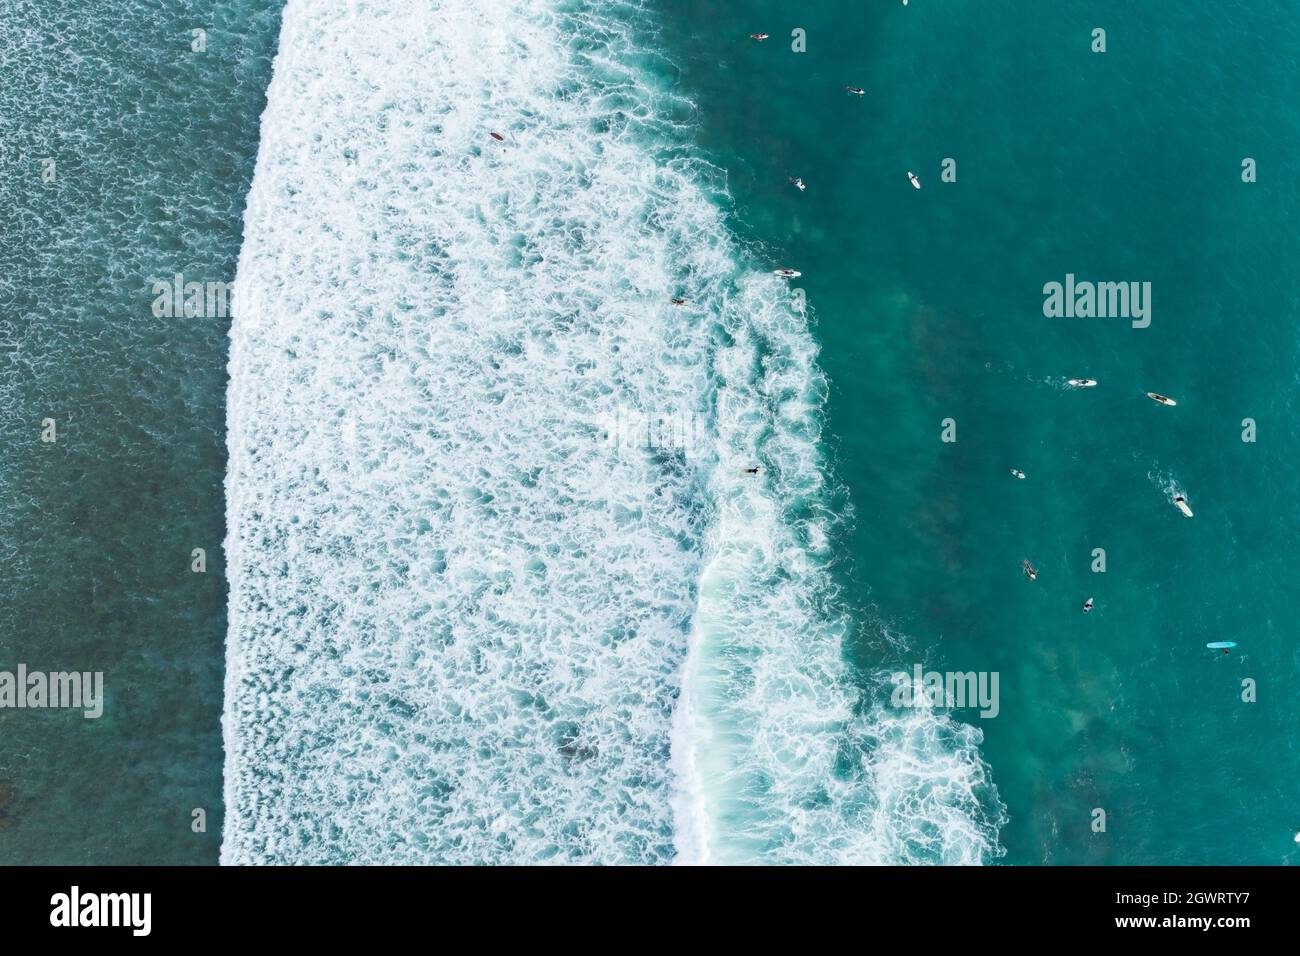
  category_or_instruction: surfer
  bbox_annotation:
[749,33,769,41]
[773,268,801,279]
[1010,468,1026,480]
[1146,392,1176,406]
[1174,494,1193,518]
[1083,597,1094,613]
[907,171,921,189]
[670,297,687,305]
[744,467,760,475]
[789,176,806,191]
[1068,378,1098,388]
[846,86,865,96]
[1022,560,1037,581]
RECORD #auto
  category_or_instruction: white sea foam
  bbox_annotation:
[670,278,1003,865]
[224,0,1003,864]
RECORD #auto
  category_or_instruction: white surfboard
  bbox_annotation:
[908,171,921,189]
[1146,392,1177,406]
[1174,496,1194,518]
[773,269,801,278]
[1068,378,1097,387]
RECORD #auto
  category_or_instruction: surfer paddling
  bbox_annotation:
[845,86,865,96]
[1022,560,1037,581]
[1067,378,1098,388]
[773,268,801,279]
[1146,392,1177,406]
[907,171,921,189]
[1010,468,1026,479]
[1083,597,1094,613]
[1173,494,1193,518]
[789,176,806,191]
[749,33,769,41]
[670,297,688,305]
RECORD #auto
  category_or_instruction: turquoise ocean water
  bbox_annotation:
[652,0,1300,863]
[3,0,1296,865]
[0,0,282,863]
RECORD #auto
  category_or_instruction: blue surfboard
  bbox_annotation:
[1206,641,1237,649]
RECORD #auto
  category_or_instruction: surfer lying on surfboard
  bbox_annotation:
[773,268,801,278]
[1146,392,1177,406]
[1083,597,1094,613]
[1068,378,1097,388]
[1022,560,1037,581]
[907,171,921,189]
[1174,494,1193,518]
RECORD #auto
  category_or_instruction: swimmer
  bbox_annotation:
[1083,597,1094,613]
[1023,560,1037,581]
[744,467,760,475]
[1010,468,1026,479]
[907,171,921,189]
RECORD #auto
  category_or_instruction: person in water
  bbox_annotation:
[1083,597,1094,613]
[744,467,760,475]
[1022,560,1037,581]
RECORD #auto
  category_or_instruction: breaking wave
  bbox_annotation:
[223,0,1004,864]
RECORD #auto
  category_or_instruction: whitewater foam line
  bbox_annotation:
[224,0,1003,864]
[223,0,734,865]
[669,279,1005,865]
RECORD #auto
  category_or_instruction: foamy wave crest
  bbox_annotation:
[224,0,1003,864]
[670,279,1004,864]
